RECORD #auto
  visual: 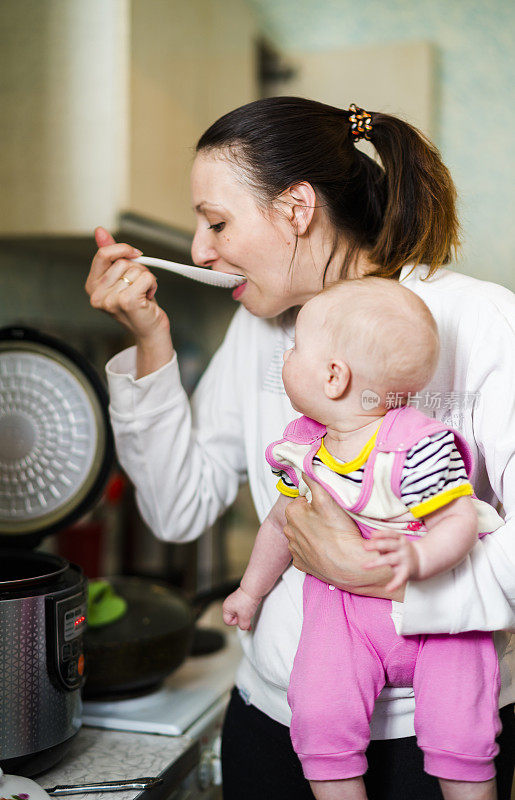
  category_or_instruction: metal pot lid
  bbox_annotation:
[0,326,114,547]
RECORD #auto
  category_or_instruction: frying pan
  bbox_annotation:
[82,576,239,699]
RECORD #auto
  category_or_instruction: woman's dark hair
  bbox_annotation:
[196,96,459,281]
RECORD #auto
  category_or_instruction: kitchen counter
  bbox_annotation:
[40,728,198,800]
[38,607,242,800]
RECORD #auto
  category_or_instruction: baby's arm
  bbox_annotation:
[222,493,292,630]
[364,496,478,592]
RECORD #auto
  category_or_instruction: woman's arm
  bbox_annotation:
[400,303,515,634]
[89,227,244,543]
[283,476,406,603]
[106,304,250,544]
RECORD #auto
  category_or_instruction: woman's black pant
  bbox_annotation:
[221,688,515,800]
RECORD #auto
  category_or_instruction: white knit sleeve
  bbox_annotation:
[400,298,515,634]
[105,308,249,542]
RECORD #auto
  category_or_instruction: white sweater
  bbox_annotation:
[106,264,515,739]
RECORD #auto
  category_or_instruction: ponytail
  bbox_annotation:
[196,97,460,280]
[366,112,460,277]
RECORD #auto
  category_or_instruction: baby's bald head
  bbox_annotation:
[309,277,439,402]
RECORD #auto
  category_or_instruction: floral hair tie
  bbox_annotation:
[348,103,373,142]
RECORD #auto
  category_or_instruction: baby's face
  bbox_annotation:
[282,298,329,417]
[283,280,440,420]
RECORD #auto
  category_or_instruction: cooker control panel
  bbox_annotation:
[50,593,87,691]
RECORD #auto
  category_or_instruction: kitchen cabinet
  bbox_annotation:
[264,41,435,156]
[0,0,259,239]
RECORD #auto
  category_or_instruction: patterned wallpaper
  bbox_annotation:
[248,0,515,290]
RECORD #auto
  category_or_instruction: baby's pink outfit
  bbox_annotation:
[266,406,503,782]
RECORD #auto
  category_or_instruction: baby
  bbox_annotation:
[223,277,504,800]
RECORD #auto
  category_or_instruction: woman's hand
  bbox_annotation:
[283,475,405,602]
[86,227,170,344]
[86,227,175,377]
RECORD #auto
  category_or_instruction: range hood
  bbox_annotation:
[118,213,193,257]
[0,213,194,264]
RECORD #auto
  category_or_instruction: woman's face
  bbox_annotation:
[190,152,324,318]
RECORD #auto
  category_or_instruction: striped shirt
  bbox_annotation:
[275,429,472,518]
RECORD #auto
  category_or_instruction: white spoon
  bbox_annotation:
[135,256,245,289]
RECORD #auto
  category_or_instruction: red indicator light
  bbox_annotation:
[74,615,85,626]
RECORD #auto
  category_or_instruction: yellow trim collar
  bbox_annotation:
[317,424,381,474]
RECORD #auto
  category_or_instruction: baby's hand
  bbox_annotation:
[222,587,262,631]
[363,530,422,592]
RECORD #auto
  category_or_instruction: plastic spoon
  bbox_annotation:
[135,256,245,289]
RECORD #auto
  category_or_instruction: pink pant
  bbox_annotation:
[287,575,501,782]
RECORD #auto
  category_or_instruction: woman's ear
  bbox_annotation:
[324,359,350,400]
[278,181,317,236]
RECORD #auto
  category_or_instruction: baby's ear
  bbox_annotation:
[324,360,350,400]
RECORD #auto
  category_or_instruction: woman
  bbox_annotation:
[86,97,515,799]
